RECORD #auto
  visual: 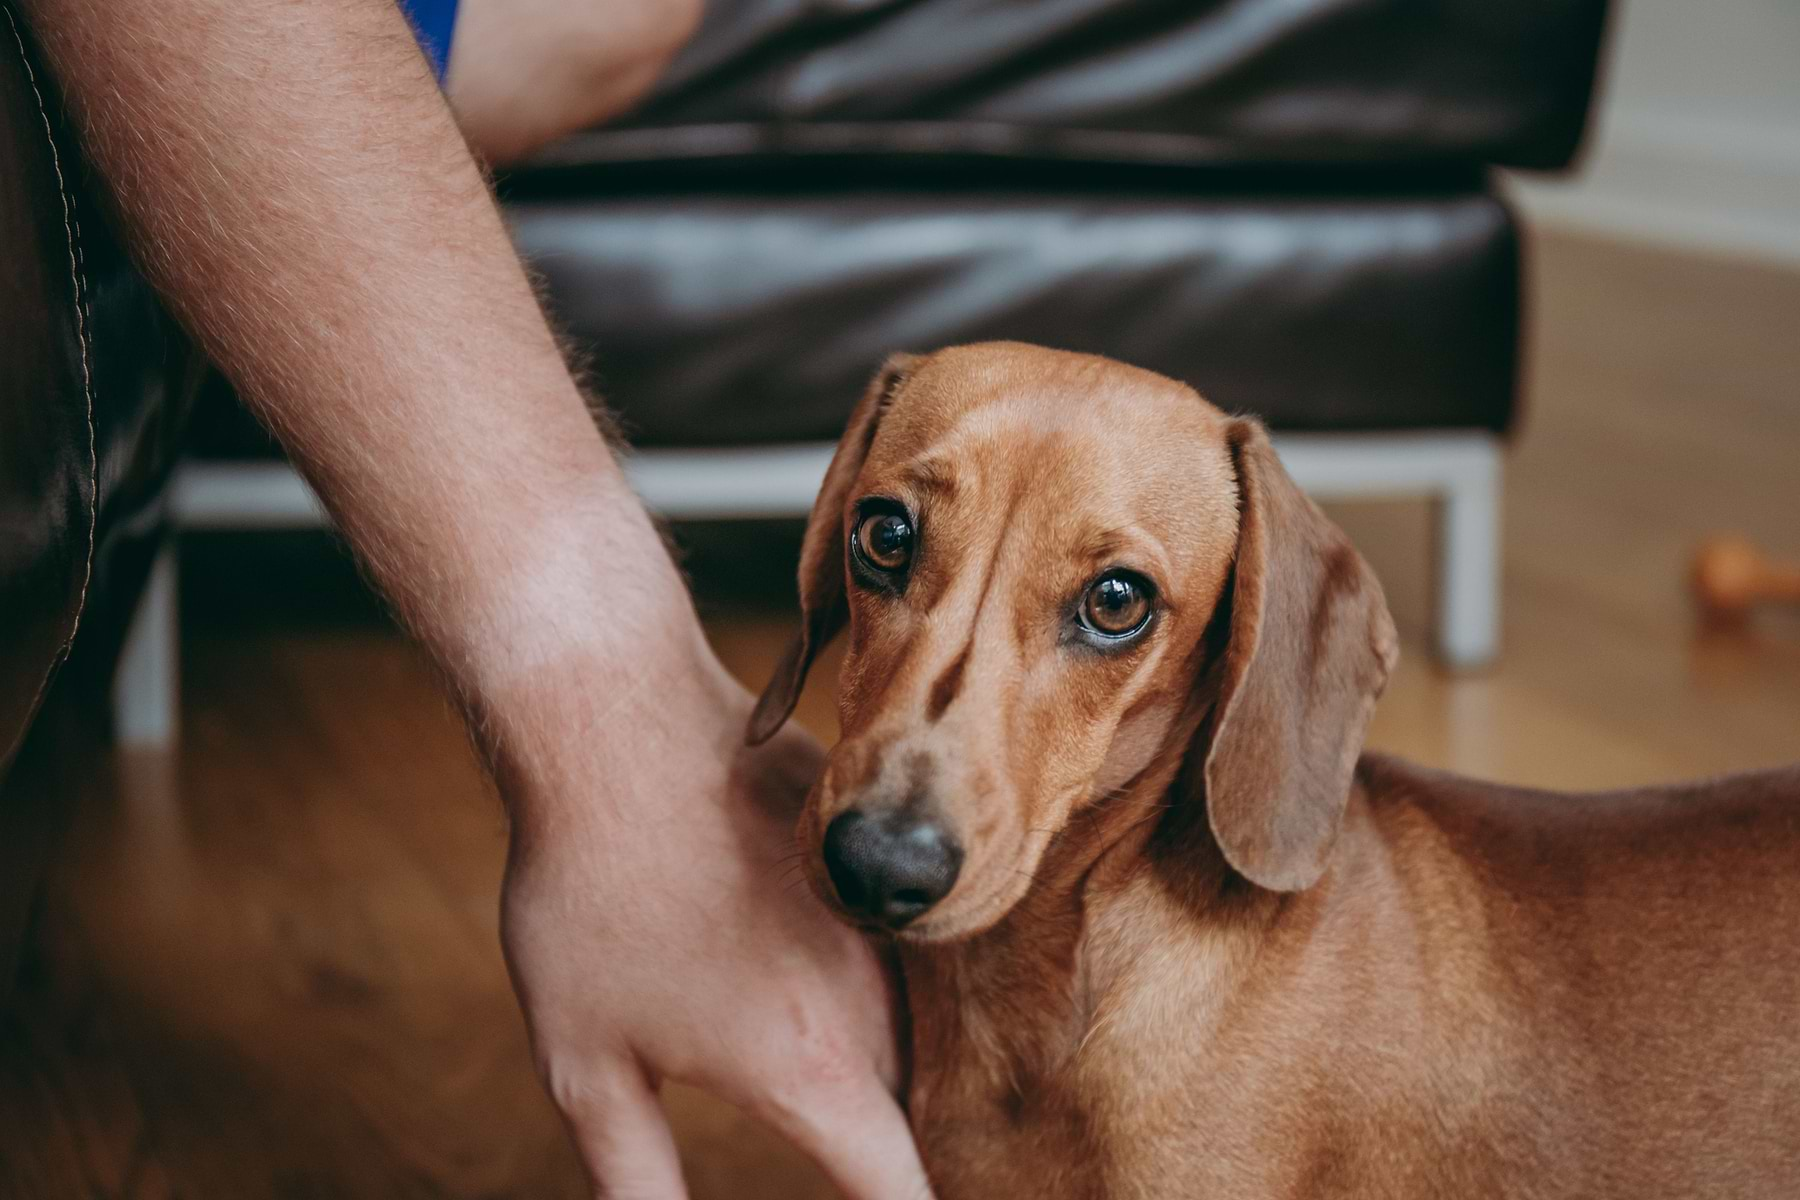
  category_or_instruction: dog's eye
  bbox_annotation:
[853,510,914,574]
[1079,572,1152,639]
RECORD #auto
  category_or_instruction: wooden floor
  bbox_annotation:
[5,229,1800,1197]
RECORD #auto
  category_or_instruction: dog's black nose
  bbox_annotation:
[823,809,963,929]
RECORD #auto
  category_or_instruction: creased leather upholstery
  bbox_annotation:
[548,0,1609,171]
[1,6,89,770]
[506,169,1517,446]
[1,3,191,776]
[490,0,1601,450]
[196,0,1607,471]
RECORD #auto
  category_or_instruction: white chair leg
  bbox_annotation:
[113,540,180,746]
[1434,441,1502,669]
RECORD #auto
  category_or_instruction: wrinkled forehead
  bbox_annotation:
[857,346,1240,582]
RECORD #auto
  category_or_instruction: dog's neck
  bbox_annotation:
[896,722,1274,1132]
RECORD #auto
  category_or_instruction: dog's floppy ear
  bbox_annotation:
[746,353,919,745]
[1200,419,1399,891]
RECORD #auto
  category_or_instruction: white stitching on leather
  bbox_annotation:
[5,2,100,753]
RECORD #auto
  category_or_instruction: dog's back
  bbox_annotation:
[1033,758,1800,1199]
[1349,756,1800,1192]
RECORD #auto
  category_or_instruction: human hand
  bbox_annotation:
[495,631,933,1200]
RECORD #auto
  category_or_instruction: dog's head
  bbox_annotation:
[749,343,1397,941]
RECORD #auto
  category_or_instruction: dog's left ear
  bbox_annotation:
[1199,419,1399,891]
[746,353,919,745]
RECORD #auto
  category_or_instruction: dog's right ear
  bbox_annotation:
[746,353,919,745]
[1194,419,1399,891]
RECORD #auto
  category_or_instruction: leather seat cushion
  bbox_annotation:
[501,170,1518,446]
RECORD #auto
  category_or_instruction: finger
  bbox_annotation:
[561,1065,690,1200]
[778,1079,937,1200]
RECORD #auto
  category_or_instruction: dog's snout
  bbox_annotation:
[822,810,963,929]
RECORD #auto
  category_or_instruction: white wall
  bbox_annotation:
[1509,0,1800,264]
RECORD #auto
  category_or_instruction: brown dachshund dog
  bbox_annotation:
[748,342,1800,1199]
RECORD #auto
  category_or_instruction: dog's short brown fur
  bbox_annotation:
[750,342,1800,1198]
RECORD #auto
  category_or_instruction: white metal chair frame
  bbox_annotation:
[113,432,1501,744]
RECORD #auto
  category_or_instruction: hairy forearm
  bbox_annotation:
[22,0,695,753]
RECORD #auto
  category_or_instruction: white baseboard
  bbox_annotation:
[1508,111,1800,267]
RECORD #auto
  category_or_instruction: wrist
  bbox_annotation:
[484,648,747,833]
[421,465,687,690]
[452,536,744,818]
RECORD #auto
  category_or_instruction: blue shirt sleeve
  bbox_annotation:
[396,0,460,82]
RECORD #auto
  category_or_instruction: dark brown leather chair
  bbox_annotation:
[160,0,1611,744]
[1,2,194,773]
[0,1,195,984]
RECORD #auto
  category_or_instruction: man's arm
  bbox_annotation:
[18,2,930,1196]
[24,0,652,707]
